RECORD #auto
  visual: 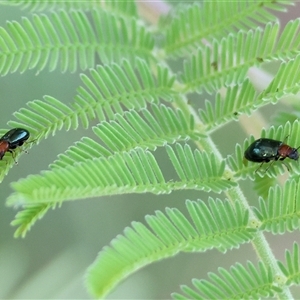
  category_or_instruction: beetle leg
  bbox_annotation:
[283,162,290,172]
[255,162,265,173]
[264,160,276,173]
[278,156,290,171]
[8,150,17,164]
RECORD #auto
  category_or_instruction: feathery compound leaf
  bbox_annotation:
[51,104,204,169]
[91,10,154,64]
[226,141,248,179]
[11,203,57,238]
[277,242,300,285]
[8,59,177,134]
[172,261,281,299]
[164,1,293,58]
[166,144,236,193]
[7,143,236,207]
[8,95,77,138]
[253,175,277,200]
[199,80,257,132]
[0,0,98,10]
[92,105,203,151]
[182,20,300,94]
[261,54,300,101]
[0,0,138,17]
[50,137,112,170]
[0,10,154,74]
[7,148,170,206]
[272,110,300,128]
[184,198,254,252]
[253,179,300,234]
[73,59,176,123]
[86,198,254,298]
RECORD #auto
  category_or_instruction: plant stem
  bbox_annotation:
[141,1,293,298]
[170,82,293,298]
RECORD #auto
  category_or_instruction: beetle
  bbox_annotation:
[0,128,30,161]
[244,137,300,172]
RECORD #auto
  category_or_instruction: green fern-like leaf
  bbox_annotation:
[7,143,236,207]
[184,198,254,252]
[10,203,56,238]
[2,2,299,298]
[0,0,138,17]
[272,110,300,127]
[50,137,112,170]
[85,198,254,298]
[51,104,204,169]
[73,59,177,123]
[7,59,176,137]
[253,175,277,200]
[166,143,236,193]
[172,261,281,299]
[163,1,293,58]
[198,74,300,133]
[182,20,300,93]
[8,95,76,136]
[261,54,300,101]
[277,242,300,285]
[205,54,300,128]
[4,0,96,11]
[198,80,257,132]
[226,141,248,179]
[7,148,170,206]
[253,179,300,234]
[0,10,154,74]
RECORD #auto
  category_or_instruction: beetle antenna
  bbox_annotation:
[282,135,290,144]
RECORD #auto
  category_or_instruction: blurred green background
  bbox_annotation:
[0,3,300,299]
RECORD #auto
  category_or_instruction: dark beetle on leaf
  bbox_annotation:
[0,128,30,161]
[244,137,300,172]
